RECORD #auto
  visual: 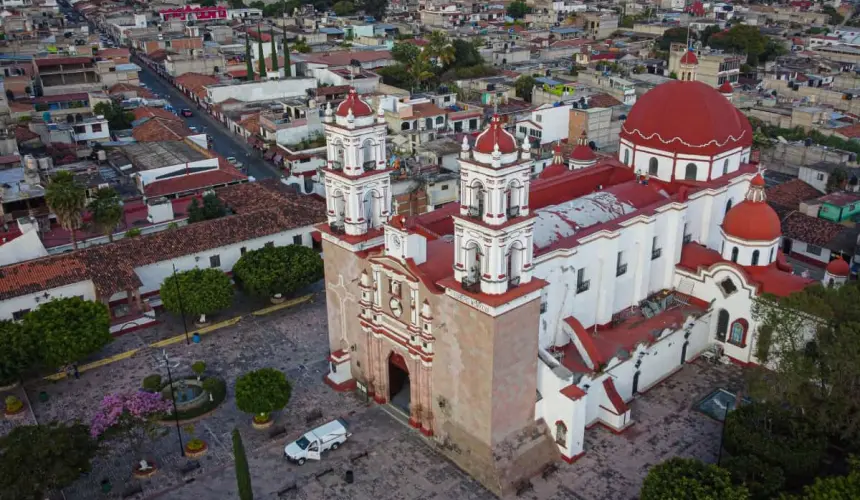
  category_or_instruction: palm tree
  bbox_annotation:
[426,31,455,67]
[407,52,435,92]
[45,171,85,249]
[88,187,123,242]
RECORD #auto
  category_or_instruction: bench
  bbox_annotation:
[277,482,297,497]
[349,450,368,463]
[122,483,143,498]
[314,467,334,480]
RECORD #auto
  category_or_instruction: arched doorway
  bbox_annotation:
[388,352,410,413]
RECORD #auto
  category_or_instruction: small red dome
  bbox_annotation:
[826,256,850,277]
[719,81,734,93]
[571,144,596,161]
[539,163,567,179]
[750,172,765,187]
[335,88,373,117]
[473,114,517,155]
[723,201,781,241]
[680,51,698,65]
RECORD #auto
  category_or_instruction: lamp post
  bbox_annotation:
[171,263,191,345]
[160,349,185,457]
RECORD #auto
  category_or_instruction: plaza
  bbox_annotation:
[7,291,742,500]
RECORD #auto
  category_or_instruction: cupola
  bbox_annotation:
[720,173,782,267]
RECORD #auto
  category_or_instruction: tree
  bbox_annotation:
[701,24,722,47]
[229,0,246,7]
[708,25,769,65]
[245,31,254,80]
[0,423,98,500]
[89,390,172,465]
[45,171,85,249]
[188,193,227,223]
[724,402,826,485]
[199,0,216,5]
[23,297,111,369]
[88,187,123,241]
[515,75,537,102]
[159,268,233,322]
[507,0,528,19]
[752,283,860,451]
[283,34,292,77]
[359,0,386,19]
[451,39,484,68]
[392,42,421,65]
[233,244,323,298]
[823,6,845,26]
[93,101,134,130]
[293,37,311,54]
[794,457,860,499]
[641,457,750,500]
[426,30,455,67]
[232,429,253,500]
[722,454,785,500]
[0,320,37,386]
[406,52,435,91]
[827,167,848,192]
[657,27,694,52]
[248,0,264,8]
[234,368,292,422]
[333,0,354,16]
[256,26,267,78]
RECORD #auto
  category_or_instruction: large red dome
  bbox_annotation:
[621,80,752,156]
[336,88,373,117]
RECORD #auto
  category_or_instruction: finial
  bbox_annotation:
[462,135,470,151]
[325,102,332,115]
[493,142,500,154]
[521,135,529,151]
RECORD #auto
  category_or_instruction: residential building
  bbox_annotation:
[515,103,572,147]
[33,56,100,96]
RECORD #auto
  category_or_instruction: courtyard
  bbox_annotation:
[9,291,743,500]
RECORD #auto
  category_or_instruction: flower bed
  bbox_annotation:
[185,438,208,459]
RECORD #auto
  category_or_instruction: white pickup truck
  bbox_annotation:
[284,418,351,465]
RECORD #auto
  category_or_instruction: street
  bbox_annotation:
[135,63,282,181]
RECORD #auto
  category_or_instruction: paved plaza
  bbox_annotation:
[7,289,744,500]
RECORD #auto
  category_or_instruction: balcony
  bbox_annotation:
[576,280,590,294]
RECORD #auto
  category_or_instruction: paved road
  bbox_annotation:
[134,61,282,181]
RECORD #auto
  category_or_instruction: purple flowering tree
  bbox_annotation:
[90,391,172,461]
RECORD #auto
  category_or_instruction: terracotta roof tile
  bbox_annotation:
[587,93,622,108]
[132,118,192,142]
[0,254,91,300]
[175,72,219,99]
[142,162,246,197]
[132,106,180,122]
[766,179,822,210]
[780,211,848,248]
[237,113,261,134]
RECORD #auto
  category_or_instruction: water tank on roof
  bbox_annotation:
[36,156,52,171]
[97,150,107,162]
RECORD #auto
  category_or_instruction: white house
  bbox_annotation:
[515,103,572,147]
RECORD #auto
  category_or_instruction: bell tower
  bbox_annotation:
[453,115,535,295]
[322,88,390,238]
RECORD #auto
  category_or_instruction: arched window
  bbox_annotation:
[470,182,485,217]
[725,199,733,215]
[684,163,697,180]
[425,117,433,130]
[722,159,729,175]
[361,140,375,168]
[769,248,774,263]
[555,421,567,447]
[729,319,748,346]
[648,157,658,176]
[731,247,739,262]
[751,250,760,266]
[716,309,729,340]
[401,122,410,131]
[623,149,630,165]
[435,116,444,125]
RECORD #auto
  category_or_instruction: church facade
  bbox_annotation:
[318,63,819,495]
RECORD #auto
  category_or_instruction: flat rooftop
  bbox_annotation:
[117,141,209,171]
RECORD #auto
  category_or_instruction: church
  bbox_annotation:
[316,57,829,495]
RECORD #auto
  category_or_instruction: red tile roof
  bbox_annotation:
[175,72,219,99]
[142,162,246,197]
[34,56,93,67]
[587,93,622,108]
[560,384,586,401]
[780,211,847,247]
[766,179,822,209]
[132,118,192,142]
[0,254,91,300]
[109,83,155,98]
[132,106,180,122]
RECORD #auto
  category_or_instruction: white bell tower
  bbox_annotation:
[322,88,391,238]
[453,115,535,295]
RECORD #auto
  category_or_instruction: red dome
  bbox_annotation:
[680,51,698,65]
[571,144,596,161]
[723,201,781,242]
[826,256,850,277]
[539,163,567,179]
[719,81,734,93]
[621,80,752,156]
[474,114,517,155]
[335,88,373,117]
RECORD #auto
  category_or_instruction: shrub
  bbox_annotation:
[125,228,141,238]
[142,374,162,392]
[233,245,323,299]
[232,429,253,500]
[723,454,785,500]
[159,268,233,319]
[191,361,206,377]
[5,395,23,413]
[724,402,825,485]
[186,438,206,451]
[641,457,749,500]
[234,368,291,421]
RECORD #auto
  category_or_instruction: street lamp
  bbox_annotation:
[171,263,191,345]
[159,349,185,457]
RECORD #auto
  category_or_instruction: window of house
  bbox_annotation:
[12,309,30,321]
[684,163,697,180]
[576,268,589,293]
[651,236,661,260]
[210,255,221,268]
[535,114,542,123]
[716,309,729,340]
[74,125,86,134]
[648,157,658,176]
[616,251,627,276]
[92,123,103,133]
[729,320,747,346]
[817,173,825,181]
[293,234,302,245]
[806,244,822,256]
[719,278,737,295]
[731,246,739,262]
[441,184,449,191]
[265,242,274,248]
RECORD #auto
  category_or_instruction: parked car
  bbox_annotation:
[181,108,193,117]
[284,419,351,465]
[226,157,238,164]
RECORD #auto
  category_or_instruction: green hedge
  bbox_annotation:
[158,376,226,421]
